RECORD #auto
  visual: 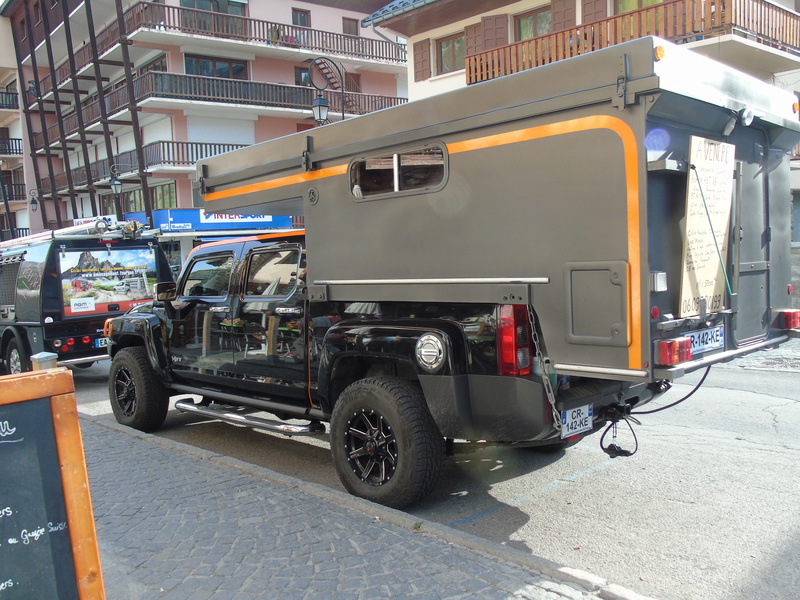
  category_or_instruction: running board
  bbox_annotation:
[174,399,326,436]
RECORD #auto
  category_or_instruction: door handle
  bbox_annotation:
[209,306,230,313]
[275,306,303,316]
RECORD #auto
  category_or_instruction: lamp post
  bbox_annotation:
[109,163,137,223]
[29,189,39,213]
[306,56,346,125]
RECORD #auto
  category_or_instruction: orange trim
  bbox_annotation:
[204,165,348,202]
[186,229,306,260]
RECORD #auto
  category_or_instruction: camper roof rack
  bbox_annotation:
[0,220,160,250]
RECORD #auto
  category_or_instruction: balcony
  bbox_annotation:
[467,0,800,84]
[1,183,27,202]
[0,229,31,242]
[33,73,407,151]
[0,92,19,111]
[37,2,406,99]
[0,138,23,156]
[51,141,249,191]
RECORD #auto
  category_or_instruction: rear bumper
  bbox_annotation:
[419,373,657,442]
[653,335,789,379]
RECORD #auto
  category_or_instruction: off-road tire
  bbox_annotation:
[5,338,30,374]
[109,347,170,432]
[330,377,444,508]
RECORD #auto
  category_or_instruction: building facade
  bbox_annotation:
[0,0,407,262]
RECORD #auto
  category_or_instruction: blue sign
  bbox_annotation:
[125,209,293,232]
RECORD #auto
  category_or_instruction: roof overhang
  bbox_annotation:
[363,0,511,37]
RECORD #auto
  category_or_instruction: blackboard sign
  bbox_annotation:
[0,368,104,599]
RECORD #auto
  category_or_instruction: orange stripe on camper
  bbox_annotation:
[204,165,348,203]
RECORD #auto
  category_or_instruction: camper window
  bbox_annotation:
[350,145,446,200]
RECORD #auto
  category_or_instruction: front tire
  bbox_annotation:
[5,338,30,374]
[330,377,444,508]
[109,347,170,432]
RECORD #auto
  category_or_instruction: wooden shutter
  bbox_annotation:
[552,0,576,31]
[413,39,431,82]
[481,15,509,50]
[582,0,608,24]
[465,23,482,56]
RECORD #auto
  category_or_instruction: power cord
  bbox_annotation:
[633,366,711,415]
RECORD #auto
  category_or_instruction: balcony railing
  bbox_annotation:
[467,0,800,84]
[34,73,406,150]
[0,138,23,155]
[37,2,406,98]
[0,92,19,110]
[52,141,249,191]
[0,229,31,241]
[126,2,406,63]
[1,183,27,201]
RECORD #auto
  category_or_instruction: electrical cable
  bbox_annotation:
[632,365,711,415]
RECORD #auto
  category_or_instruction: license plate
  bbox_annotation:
[687,325,724,355]
[561,404,593,439]
[95,337,108,348]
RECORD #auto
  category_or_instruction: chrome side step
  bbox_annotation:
[174,399,326,436]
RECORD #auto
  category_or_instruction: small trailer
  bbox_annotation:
[104,38,800,508]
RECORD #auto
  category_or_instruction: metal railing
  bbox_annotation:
[2,183,27,201]
[0,92,19,110]
[34,73,406,150]
[52,141,249,190]
[0,138,23,155]
[467,0,800,84]
[38,2,406,97]
[126,2,406,63]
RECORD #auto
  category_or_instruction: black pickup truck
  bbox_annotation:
[106,230,665,507]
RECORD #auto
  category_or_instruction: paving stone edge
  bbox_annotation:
[80,413,655,600]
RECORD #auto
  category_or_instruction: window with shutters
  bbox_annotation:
[436,33,465,75]
[515,8,552,41]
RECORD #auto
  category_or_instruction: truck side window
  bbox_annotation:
[350,145,446,200]
[181,253,234,297]
[243,249,301,300]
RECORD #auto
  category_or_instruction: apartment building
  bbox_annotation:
[0,15,25,240]
[0,0,406,262]
[362,0,800,237]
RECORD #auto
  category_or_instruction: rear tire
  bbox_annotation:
[109,347,170,432]
[5,338,30,374]
[330,377,444,508]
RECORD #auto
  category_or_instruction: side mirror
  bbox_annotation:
[155,282,177,301]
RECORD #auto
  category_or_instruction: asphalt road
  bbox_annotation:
[73,343,800,600]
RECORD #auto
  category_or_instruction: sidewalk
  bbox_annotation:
[81,416,651,600]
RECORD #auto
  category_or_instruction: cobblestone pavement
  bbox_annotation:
[82,418,650,600]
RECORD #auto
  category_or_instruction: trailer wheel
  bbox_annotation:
[5,338,30,374]
[330,377,444,508]
[109,347,169,432]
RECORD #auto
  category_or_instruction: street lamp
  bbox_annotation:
[29,189,39,212]
[306,56,346,125]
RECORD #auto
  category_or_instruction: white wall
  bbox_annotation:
[186,116,255,145]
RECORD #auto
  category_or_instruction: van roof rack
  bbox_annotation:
[0,220,160,251]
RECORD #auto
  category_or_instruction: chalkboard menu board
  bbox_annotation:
[0,369,104,599]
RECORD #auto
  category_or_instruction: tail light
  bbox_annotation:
[498,305,532,376]
[654,337,692,366]
[776,309,800,329]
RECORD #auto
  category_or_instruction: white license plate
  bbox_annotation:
[561,404,593,439]
[95,337,108,348]
[687,325,724,355]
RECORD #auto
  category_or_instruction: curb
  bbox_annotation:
[80,413,656,600]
